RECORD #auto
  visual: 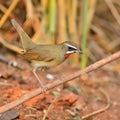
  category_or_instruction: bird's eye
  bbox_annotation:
[68,46,77,51]
[68,47,72,50]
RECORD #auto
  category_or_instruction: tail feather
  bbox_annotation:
[11,19,35,50]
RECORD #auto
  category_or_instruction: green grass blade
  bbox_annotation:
[81,0,89,69]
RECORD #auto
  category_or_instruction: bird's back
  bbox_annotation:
[22,44,67,67]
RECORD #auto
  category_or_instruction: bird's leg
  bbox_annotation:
[32,68,47,92]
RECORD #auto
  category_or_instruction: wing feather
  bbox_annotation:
[22,49,55,62]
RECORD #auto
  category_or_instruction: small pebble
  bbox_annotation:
[12,61,18,67]
[46,74,54,80]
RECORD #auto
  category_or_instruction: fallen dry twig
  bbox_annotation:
[42,96,58,120]
[81,88,111,119]
[0,51,120,114]
[0,36,23,54]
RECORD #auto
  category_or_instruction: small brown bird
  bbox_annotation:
[11,19,82,90]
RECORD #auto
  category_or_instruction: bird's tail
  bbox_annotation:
[11,19,36,51]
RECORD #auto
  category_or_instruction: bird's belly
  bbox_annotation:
[32,60,62,69]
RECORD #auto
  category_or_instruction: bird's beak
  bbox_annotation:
[76,49,83,54]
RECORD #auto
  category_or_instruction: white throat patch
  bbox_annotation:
[66,51,74,54]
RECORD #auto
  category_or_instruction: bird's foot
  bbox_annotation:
[40,85,48,93]
[40,85,48,98]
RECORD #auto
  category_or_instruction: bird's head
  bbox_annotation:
[62,41,82,59]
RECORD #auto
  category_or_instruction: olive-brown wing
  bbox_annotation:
[22,50,55,62]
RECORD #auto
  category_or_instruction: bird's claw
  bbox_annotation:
[40,86,48,93]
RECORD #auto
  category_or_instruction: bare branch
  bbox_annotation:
[0,51,120,113]
[0,36,23,54]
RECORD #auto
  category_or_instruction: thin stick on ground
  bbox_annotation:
[42,96,58,120]
[81,88,111,119]
[0,51,120,114]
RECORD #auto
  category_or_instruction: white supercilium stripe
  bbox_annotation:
[65,43,77,50]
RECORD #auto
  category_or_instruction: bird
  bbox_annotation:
[11,19,82,90]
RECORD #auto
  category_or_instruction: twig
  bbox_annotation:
[0,4,15,18]
[81,88,111,119]
[104,0,120,26]
[0,36,23,54]
[0,54,23,70]
[0,0,20,28]
[0,51,119,113]
[0,82,13,87]
[42,96,58,120]
[0,54,8,63]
